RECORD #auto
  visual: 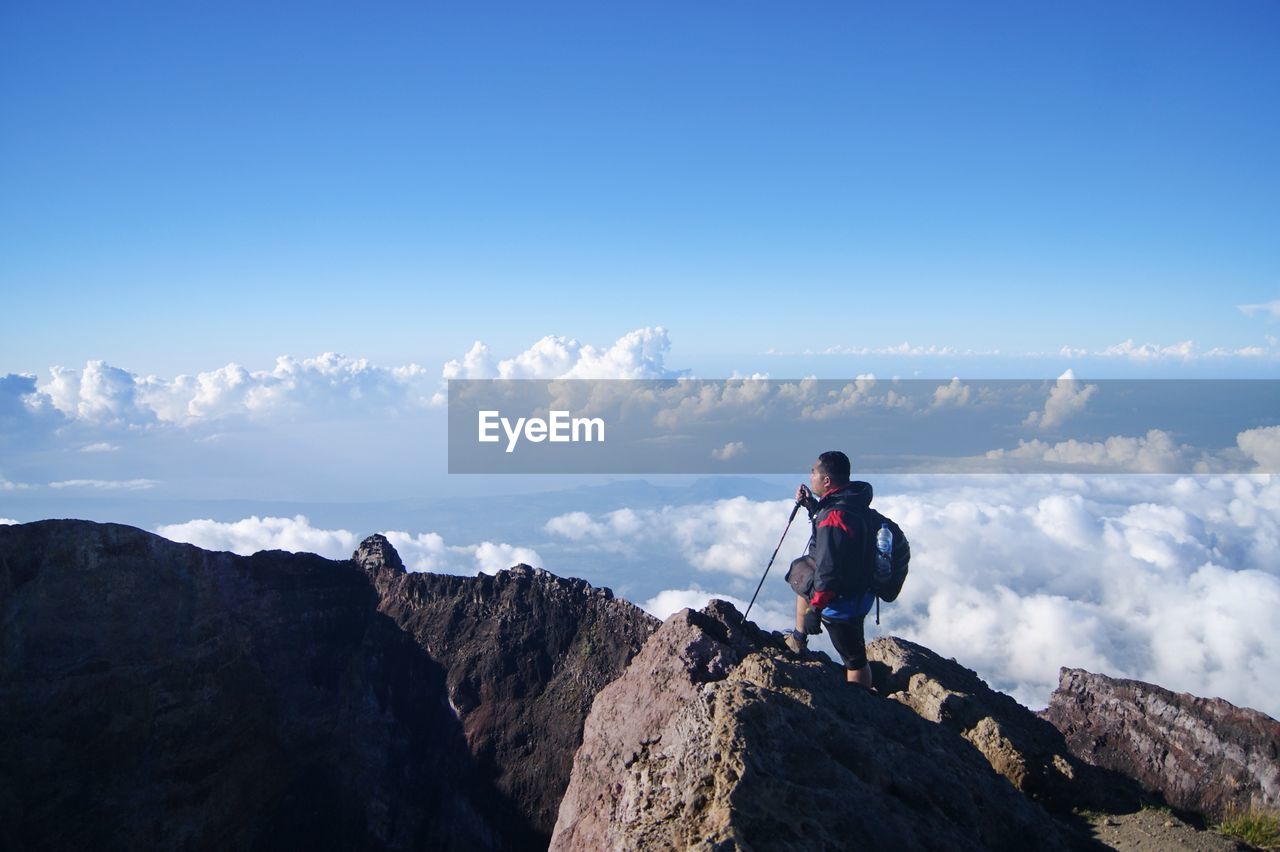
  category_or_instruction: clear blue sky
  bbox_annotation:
[2,0,1278,376]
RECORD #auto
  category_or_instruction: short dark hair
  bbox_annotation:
[817,450,850,484]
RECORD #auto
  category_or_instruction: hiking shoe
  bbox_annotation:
[784,630,808,656]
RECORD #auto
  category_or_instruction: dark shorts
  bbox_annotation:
[823,615,867,670]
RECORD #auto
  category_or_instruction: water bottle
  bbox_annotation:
[874,523,893,583]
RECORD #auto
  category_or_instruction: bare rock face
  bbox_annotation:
[366,550,659,846]
[0,522,657,852]
[551,601,1082,852]
[1041,668,1280,821]
[866,637,1144,815]
[0,521,506,851]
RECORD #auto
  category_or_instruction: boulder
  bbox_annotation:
[551,601,1082,851]
[867,636,1145,814]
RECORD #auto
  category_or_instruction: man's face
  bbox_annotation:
[810,459,829,496]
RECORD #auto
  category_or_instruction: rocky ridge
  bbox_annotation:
[3,519,1276,851]
[360,536,658,842]
[1043,667,1280,822]
[0,521,656,851]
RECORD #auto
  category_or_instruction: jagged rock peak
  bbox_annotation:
[352,533,405,576]
[497,562,615,600]
[1042,667,1280,821]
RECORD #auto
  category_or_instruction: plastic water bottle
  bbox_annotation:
[875,523,893,583]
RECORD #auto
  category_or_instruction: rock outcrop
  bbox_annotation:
[0,522,656,851]
[0,521,503,850]
[1042,668,1280,821]
[551,601,1083,851]
[866,637,1145,815]
[362,537,659,844]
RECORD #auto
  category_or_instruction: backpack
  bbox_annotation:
[861,508,910,603]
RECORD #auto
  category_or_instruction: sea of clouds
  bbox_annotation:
[134,471,1280,718]
[545,473,1280,717]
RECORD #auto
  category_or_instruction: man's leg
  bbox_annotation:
[826,616,874,691]
[785,595,809,654]
[846,663,873,687]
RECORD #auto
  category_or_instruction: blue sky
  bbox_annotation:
[3,0,1279,376]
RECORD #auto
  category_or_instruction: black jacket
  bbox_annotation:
[807,481,876,599]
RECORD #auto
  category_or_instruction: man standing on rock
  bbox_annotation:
[786,450,881,689]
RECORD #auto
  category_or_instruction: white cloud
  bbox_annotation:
[472,541,542,573]
[442,327,681,381]
[798,375,912,420]
[0,475,32,491]
[887,476,1280,714]
[642,587,792,633]
[32,353,438,427]
[1099,339,1196,361]
[987,423,1280,474]
[547,497,810,579]
[818,342,966,357]
[44,361,156,425]
[988,429,1200,473]
[155,515,541,576]
[1023,369,1097,430]
[1239,300,1280,321]
[1237,425,1280,472]
[79,442,119,453]
[931,377,970,408]
[773,337,1278,362]
[1203,345,1269,358]
[157,515,359,556]
[0,518,17,525]
[712,441,746,461]
[1091,339,1275,361]
[542,508,645,552]
[48,478,158,490]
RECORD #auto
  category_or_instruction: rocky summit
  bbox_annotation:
[2,519,1276,851]
[551,601,1081,851]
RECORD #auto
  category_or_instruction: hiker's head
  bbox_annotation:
[810,450,851,495]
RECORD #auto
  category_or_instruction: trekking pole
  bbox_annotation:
[744,493,807,621]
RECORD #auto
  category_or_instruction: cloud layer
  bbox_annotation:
[545,474,1280,716]
[3,327,683,433]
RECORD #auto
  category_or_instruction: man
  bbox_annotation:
[786,450,880,689]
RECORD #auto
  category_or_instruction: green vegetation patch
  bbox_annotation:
[1217,808,1280,849]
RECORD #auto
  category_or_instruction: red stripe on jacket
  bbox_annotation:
[818,509,849,533]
